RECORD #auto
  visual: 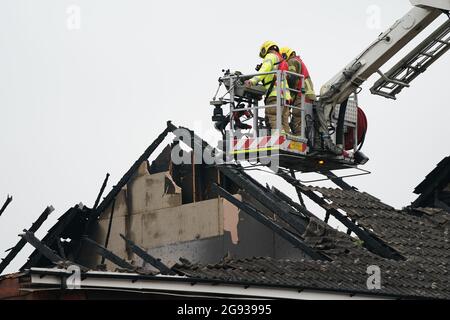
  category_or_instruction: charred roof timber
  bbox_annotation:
[120,234,175,275]
[83,237,135,271]
[101,198,116,265]
[0,195,13,217]
[20,123,178,272]
[0,206,54,274]
[277,172,405,261]
[20,230,87,271]
[412,156,450,210]
[218,165,311,233]
[93,173,110,210]
[20,230,65,265]
[21,206,86,271]
[318,170,356,191]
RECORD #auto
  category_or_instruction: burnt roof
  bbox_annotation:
[4,123,449,299]
[175,187,450,299]
[412,156,450,208]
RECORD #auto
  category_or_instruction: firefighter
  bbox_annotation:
[280,47,316,136]
[244,41,292,134]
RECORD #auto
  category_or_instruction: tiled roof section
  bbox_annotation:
[306,186,450,265]
[302,216,372,259]
[175,255,449,299]
[413,207,450,229]
[175,187,449,299]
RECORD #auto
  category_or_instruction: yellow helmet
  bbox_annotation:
[259,40,279,58]
[280,47,296,59]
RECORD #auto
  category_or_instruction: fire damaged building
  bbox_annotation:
[0,122,449,300]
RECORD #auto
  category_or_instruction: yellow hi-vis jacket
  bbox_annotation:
[249,52,292,101]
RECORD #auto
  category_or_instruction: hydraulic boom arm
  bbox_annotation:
[320,0,450,105]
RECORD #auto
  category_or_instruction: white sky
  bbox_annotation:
[0,0,449,274]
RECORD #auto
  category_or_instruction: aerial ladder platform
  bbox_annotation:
[210,0,450,179]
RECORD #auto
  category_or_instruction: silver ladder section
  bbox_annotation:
[370,19,450,100]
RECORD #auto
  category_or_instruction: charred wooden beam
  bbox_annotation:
[271,185,311,220]
[319,170,355,191]
[20,230,87,271]
[0,195,13,217]
[120,234,175,275]
[0,206,54,274]
[20,230,64,265]
[83,237,134,270]
[218,165,309,235]
[102,198,116,265]
[289,170,306,207]
[56,237,67,260]
[278,172,404,261]
[93,173,110,210]
[73,123,177,263]
[21,206,83,271]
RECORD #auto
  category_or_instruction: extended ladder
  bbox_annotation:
[370,19,450,100]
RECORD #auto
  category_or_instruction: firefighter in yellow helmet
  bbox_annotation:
[245,41,292,133]
[280,47,316,136]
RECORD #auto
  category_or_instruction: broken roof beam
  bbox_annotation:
[316,170,356,234]
[21,230,87,271]
[178,126,216,157]
[19,230,88,272]
[94,121,177,219]
[318,170,356,191]
[101,198,116,265]
[289,169,306,207]
[21,206,83,271]
[270,186,311,218]
[93,173,110,210]
[83,237,134,271]
[120,234,175,275]
[412,157,450,208]
[213,184,330,261]
[0,195,13,217]
[278,172,404,261]
[218,165,309,235]
[20,230,65,265]
[0,206,54,274]
[24,122,178,271]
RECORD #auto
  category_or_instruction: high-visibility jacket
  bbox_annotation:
[249,52,292,101]
[287,56,316,101]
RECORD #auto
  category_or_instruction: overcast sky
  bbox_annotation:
[1,0,449,274]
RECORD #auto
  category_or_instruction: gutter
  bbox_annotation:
[26,267,396,300]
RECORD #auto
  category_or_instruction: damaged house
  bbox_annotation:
[0,122,449,300]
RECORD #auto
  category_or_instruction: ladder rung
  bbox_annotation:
[419,52,434,58]
[370,89,396,100]
[371,20,450,100]
[435,39,450,45]
[406,65,420,71]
